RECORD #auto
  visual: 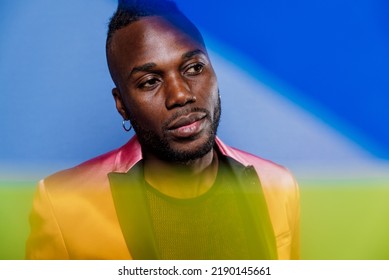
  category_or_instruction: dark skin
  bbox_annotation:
[107,16,220,198]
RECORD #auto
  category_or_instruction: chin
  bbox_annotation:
[141,128,213,163]
[163,134,215,164]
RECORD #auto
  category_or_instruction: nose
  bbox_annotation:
[165,74,196,109]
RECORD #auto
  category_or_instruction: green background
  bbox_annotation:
[1,179,388,259]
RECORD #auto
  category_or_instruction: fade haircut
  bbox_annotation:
[106,0,205,52]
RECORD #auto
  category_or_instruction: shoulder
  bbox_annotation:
[44,136,142,191]
[215,138,297,190]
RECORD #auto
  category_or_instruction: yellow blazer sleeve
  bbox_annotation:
[262,168,300,260]
[277,174,300,260]
[26,179,69,259]
[289,177,300,260]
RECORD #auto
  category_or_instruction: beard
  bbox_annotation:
[129,94,221,164]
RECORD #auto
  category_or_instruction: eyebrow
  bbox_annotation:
[130,62,157,76]
[182,49,206,60]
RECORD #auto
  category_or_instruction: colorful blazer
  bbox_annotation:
[26,136,300,259]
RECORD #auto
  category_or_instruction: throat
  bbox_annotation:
[143,149,219,199]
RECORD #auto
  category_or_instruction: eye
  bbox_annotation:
[185,63,204,76]
[138,77,161,90]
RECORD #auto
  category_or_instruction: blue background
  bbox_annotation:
[1,0,388,177]
[180,0,389,158]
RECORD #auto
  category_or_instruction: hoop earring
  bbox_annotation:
[122,119,132,132]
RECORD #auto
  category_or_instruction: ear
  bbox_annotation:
[112,88,128,120]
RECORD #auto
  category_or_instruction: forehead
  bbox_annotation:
[108,16,207,75]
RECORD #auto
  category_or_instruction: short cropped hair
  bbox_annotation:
[106,0,205,51]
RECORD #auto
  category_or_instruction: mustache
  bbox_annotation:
[162,107,210,130]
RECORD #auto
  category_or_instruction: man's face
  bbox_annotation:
[108,16,220,163]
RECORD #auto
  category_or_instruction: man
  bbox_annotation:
[26,0,299,260]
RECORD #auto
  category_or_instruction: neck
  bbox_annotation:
[143,149,218,199]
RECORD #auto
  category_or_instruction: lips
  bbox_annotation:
[167,112,207,138]
[167,112,207,129]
